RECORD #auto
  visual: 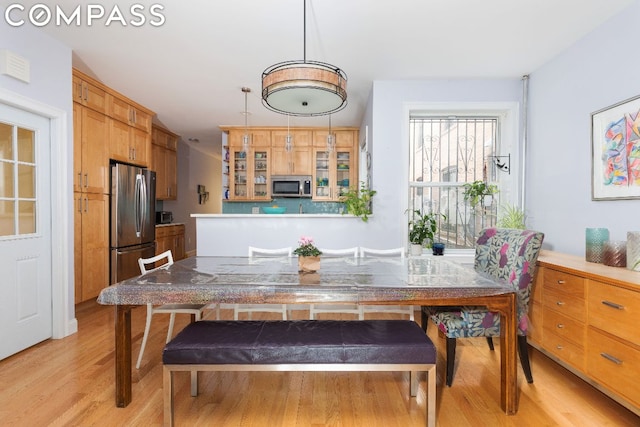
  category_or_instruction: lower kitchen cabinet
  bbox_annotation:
[531,251,640,415]
[156,224,185,261]
[74,192,109,303]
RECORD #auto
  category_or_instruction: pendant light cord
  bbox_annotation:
[303,0,306,63]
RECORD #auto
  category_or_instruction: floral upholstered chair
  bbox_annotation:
[421,227,544,386]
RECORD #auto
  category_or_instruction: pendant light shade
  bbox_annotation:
[261,0,347,117]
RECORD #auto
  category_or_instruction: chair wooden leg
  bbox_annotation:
[518,335,534,383]
[446,337,456,386]
[486,337,494,351]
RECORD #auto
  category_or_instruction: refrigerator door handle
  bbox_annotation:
[140,173,148,234]
[134,173,142,237]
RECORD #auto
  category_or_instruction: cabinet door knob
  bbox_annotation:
[556,301,565,306]
[556,324,564,329]
[556,345,564,350]
[557,280,566,284]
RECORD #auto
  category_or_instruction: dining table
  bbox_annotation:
[97,255,519,414]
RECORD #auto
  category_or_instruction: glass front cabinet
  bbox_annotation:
[312,130,357,201]
[228,130,271,201]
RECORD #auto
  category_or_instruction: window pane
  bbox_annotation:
[18,200,35,234]
[18,164,35,198]
[17,127,35,163]
[0,161,14,198]
[0,200,15,236]
[0,123,12,160]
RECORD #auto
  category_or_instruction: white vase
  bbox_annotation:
[410,244,423,256]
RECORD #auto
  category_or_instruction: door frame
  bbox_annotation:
[0,87,76,339]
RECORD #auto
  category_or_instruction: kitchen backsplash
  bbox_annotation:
[222,199,344,214]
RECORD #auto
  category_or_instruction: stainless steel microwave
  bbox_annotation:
[271,175,312,198]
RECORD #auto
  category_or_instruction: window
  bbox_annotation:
[0,121,37,237]
[409,116,499,249]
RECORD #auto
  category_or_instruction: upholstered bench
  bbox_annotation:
[163,319,436,427]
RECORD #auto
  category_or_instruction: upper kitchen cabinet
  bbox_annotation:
[72,71,107,114]
[271,130,312,176]
[73,103,109,194]
[108,118,150,167]
[106,93,152,133]
[152,125,179,200]
[226,129,272,201]
[312,130,358,201]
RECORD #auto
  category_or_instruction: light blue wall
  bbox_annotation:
[527,1,640,256]
[364,79,522,249]
[0,20,73,325]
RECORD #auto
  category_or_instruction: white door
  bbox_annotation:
[0,103,52,360]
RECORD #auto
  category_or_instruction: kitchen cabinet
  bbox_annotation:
[72,68,155,304]
[156,224,185,261]
[74,193,109,303]
[531,251,640,416]
[72,72,107,114]
[108,118,150,167]
[228,130,271,201]
[73,103,109,194]
[152,125,178,200]
[271,130,312,175]
[312,130,358,201]
[107,93,152,133]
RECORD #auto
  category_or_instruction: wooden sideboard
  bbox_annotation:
[531,251,640,415]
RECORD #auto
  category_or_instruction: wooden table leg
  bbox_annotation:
[499,293,518,414]
[115,305,132,407]
[486,293,518,414]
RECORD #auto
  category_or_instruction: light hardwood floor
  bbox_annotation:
[0,301,637,426]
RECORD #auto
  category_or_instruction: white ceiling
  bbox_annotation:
[40,0,633,157]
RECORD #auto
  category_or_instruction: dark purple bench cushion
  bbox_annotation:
[163,320,436,365]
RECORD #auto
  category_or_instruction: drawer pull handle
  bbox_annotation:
[556,301,565,306]
[601,300,624,310]
[556,324,564,329]
[556,345,563,350]
[600,352,623,365]
[557,280,566,284]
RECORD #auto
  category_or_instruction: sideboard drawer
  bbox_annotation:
[543,309,585,347]
[587,327,640,408]
[589,280,639,346]
[543,288,586,322]
[543,268,585,299]
[544,330,585,370]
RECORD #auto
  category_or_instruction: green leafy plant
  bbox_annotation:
[292,236,322,257]
[340,182,376,222]
[462,180,499,208]
[497,203,527,229]
[408,209,446,247]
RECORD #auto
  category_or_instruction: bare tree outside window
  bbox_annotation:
[409,117,499,249]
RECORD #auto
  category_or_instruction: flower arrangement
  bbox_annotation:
[293,236,322,257]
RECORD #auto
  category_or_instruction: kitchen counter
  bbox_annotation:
[156,222,185,227]
[191,213,373,256]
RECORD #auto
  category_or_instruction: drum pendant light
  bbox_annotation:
[261,0,347,117]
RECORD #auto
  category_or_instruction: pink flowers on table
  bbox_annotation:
[293,236,322,257]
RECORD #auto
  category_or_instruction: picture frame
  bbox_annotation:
[591,94,640,200]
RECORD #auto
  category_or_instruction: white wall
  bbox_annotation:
[364,79,523,249]
[163,141,221,254]
[0,20,74,335]
[527,1,640,255]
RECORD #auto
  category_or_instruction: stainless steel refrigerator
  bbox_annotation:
[110,162,156,284]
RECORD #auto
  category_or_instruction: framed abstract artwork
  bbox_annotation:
[591,95,640,200]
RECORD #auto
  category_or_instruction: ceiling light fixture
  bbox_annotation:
[242,87,251,153]
[261,0,347,117]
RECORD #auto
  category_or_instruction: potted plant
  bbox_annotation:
[340,181,377,222]
[293,236,322,273]
[462,180,499,209]
[408,209,445,255]
[497,203,527,229]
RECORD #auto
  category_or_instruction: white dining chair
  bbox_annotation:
[358,247,415,321]
[230,247,291,320]
[135,250,207,369]
[309,247,361,320]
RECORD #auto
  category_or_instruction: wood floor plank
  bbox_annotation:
[0,302,637,426]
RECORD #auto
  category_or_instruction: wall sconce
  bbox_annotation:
[197,184,209,204]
